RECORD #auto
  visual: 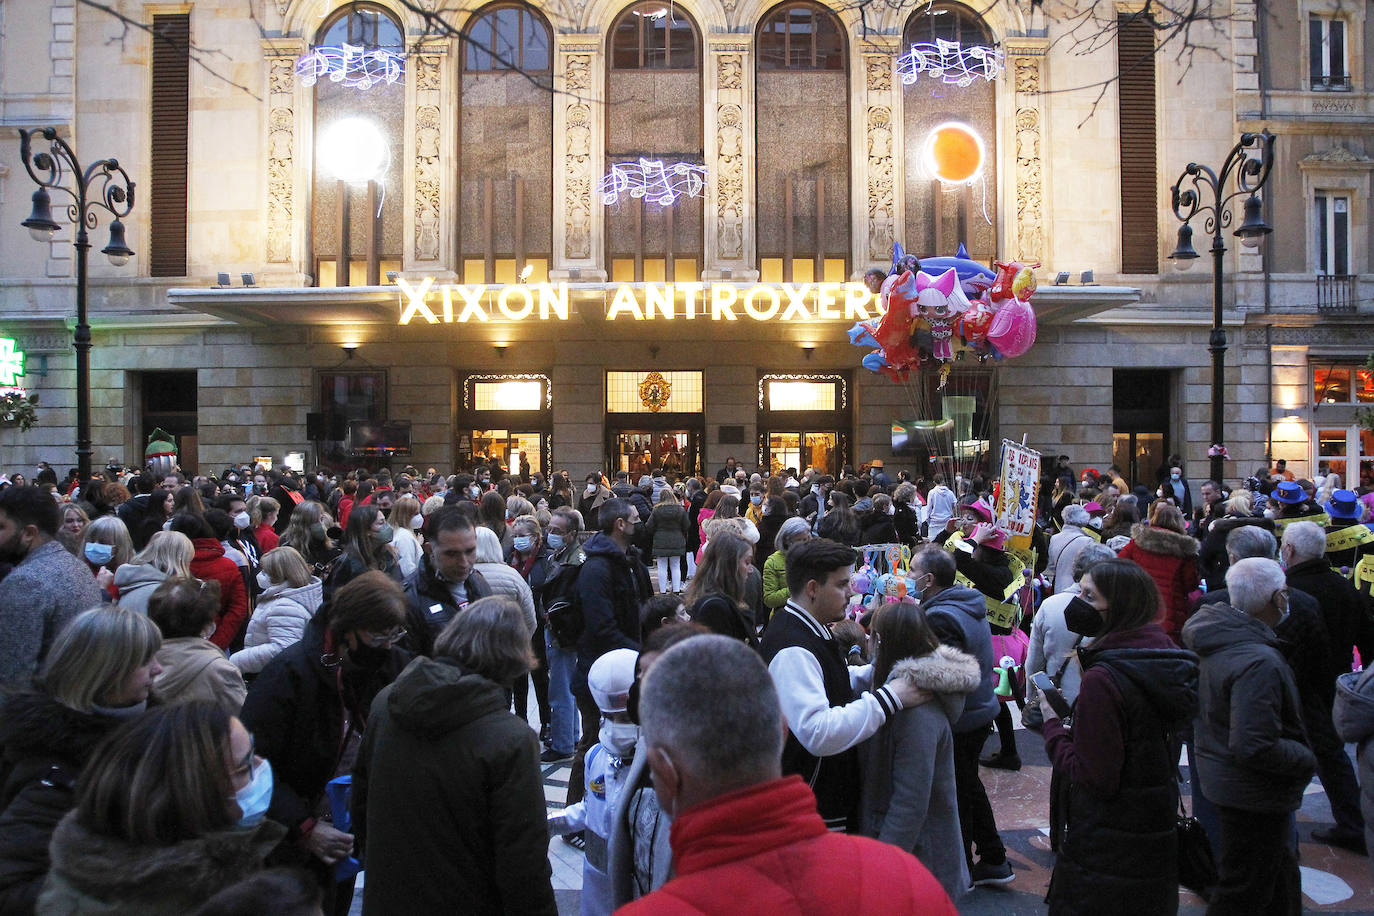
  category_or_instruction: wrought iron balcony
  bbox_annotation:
[1317,274,1357,313]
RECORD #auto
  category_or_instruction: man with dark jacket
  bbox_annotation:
[913,546,1013,886]
[1283,521,1365,681]
[1182,558,1316,915]
[402,508,490,657]
[568,498,651,810]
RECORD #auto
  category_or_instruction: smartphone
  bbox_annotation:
[1030,670,1073,719]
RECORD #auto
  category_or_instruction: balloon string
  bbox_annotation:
[978,174,992,227]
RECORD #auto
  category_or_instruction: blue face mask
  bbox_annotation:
[513,535,534,552]
[547,532,565,550]
[84,542,114,565]
[234,758,274,827]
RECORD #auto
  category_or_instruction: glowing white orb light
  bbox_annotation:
[923,121,984,184]
[320,118,388,183]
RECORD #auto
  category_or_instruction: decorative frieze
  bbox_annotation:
[715,53,746,262]
[411,54,444,263]
[265,54,295,263]
[562,52,595,262]
[1009,47,1047,262]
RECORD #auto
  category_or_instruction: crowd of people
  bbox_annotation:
[0,451,1372,914]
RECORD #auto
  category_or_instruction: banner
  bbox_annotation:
[994,439,1040,553]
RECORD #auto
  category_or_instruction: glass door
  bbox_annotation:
[1112,431,1165,489]
[805,432,838,476]
[611,429,698,478]
[470,429,545,478]
[766,431,838,476]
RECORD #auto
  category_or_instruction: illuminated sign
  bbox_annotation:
[599,159,708,206]
[395,279,875,325]
[0,338,25,386]
[297,44,405,90]
[895,39,1003,87]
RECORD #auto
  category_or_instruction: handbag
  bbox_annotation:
[1175,791,1217,898]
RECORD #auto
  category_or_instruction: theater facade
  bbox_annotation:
[0,0,1369,484]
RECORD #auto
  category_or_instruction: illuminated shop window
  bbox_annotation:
[1313,363,1374,404]
[767,381,837,412]
[473,380,544,411]
[606,371,703,413]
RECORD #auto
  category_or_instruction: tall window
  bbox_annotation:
[902,3,997,264]
[149,14,190,277]
[311,4,405,287]
[1309,15,1349,90]
[605,3,703,282]
[460,4,554,283]
[1316,192,1350,275]
[756,2,849,282]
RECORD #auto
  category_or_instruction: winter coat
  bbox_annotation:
[1045,525,1094,593]
[401,556,491,657]
[229,577,323,675]
[352,656,556,916]
[1198,516,1274,592]
[861,647,979,901]
[111,563,168,616]
[1041,625,1197,915]
[645,504,691,559]
[0,693,123,913]
[1334,667,1374,873]
[254,523,279,553]
[762,549,790,611]
[474,561,537,633]
[391,527,421,579]
[858,513,899,546]
[37,812,284,916]
[921,585,999,732]
[1181,603,1316,813]
[1117,524,1200,642]
[574,533,651,691]
[190,538,250,651]
[153,637,246,716]
[0,540,104,685]
[616,775,958,916]
[238,615,409,841]
[1285,557,1364,682]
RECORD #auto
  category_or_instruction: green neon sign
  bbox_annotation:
[0,338,23,387]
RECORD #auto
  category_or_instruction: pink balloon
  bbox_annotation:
[985,298,1037,358]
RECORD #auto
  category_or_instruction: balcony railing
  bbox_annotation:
[1317,274,1357,313]
[1312,73,1353,91]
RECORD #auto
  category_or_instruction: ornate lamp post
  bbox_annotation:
[17,127,136,484]
[1169,130,1275,485]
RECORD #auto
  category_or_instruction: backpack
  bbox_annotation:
[544,560,585,647]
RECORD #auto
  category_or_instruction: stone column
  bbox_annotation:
[262,39,307,279]
[703,41,756,280]
[1005,38,1048,263]
[404,43,456,275]
[552,37,605,280]
[854,43,902,274]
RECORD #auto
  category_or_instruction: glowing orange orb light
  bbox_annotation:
[924,122,984,184]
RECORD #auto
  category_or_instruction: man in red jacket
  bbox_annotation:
[616,634,955,916]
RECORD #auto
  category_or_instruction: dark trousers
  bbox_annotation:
[1208,805,1300,916]
[952,725,1007,866]
[1307,695,1365,836]
[565,689,602,807]
[513,621,552,729]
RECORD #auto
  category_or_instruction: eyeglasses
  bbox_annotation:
[359,627,407,648]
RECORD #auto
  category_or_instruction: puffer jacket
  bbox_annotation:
[111,563,168,616]
[229,577,323,675]
[474,562,536,633]
[1042,625,1198,915]
[921,585,999,732]
[1334,668,1374,867]
[0,693,123,913]
[645,504,691,559]
[38,812,284,915]
[1181,603,1315,813]
[352,656,556,916]
[861,646,979,902]
[1117,524,1200,642]
[153,637,247,716]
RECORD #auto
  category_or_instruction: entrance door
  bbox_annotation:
[1113,369,1171,488]
[470,429,544,478]
[767,431,838,477]
[1112,432,1165,490]
[611,429,699,478]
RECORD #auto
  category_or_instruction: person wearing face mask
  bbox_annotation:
[240,571,411,915]
[231,547,324,676]
[350,597,556,916]
[549,648,640,916]
[147,576,248,716]
[580,473,612,532]
[1163,465,1194,517]
[79,514,136,600]
[534,508,588,762]
[1037,558,1198,915]
[858,493,899,546]
[1182,558,1315,916]
[279,500,342,581]
[323,505,402,601]
[0,607,163,911]
[385,496,424,580]
[38,702,285,914]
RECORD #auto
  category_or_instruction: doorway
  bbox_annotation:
[609,428,700,478]
[1113,369,1171,487]
[767,431,839,477]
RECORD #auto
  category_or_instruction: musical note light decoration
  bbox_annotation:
[895,38,1003,87]
[296,43,406,90]
[599,159,708,207]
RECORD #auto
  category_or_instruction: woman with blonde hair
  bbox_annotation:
[114,529,195,616]
[683,528,757,646]
[148,577,247,715]
[81,515,135,597]
[231,546,322,675]
[0,607,163,910]
[387,495,424,579]
[57,503,90,556]
[39,702,284,913]
[250,495,281,552]
[645,487,692,594]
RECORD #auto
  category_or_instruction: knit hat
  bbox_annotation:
[1273,480,1306,505]
[588,649,639,714]
[1327,489,1362,521]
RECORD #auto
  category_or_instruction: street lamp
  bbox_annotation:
[1169,130,1275,485]
[17,127,136,484]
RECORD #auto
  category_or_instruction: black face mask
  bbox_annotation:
[344,642,392,672]
[1064,596,1105,637]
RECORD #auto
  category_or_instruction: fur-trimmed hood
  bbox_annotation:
[1129,522,1199,558]
[41,811,285,912]
[885,645,981,726]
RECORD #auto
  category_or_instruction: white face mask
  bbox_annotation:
[586,484,597,495]
[599,718,639,756]
[233,511,251,529]
[256,571,273,591]
[411,513,424,530]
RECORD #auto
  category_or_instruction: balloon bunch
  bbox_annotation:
[849,243,1039,387]
[848,544,917,617]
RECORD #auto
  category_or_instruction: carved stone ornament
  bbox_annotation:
[266,56,295,263]
[1247,325,1374,347]
[414,104,442,261]
[864,54,895,263]
[1012,56,1044,261]
[866,56,892,92]
[715,53,745,261]
[415,54,441,92]
[563,53,594,260]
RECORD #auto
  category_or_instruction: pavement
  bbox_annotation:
[353,684,1374,916]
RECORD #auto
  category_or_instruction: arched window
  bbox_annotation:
[901,2,998,264]
[311,3,405,288]
[464,5,551,73]
[611,2,698,70]
[756,2,849,281]
[758,2,845,70]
